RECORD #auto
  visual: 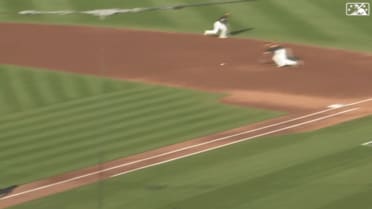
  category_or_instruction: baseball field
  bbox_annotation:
[0,0,372,209]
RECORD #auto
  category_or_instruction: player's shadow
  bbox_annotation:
[229,27,254,36]
[0,185,18,197]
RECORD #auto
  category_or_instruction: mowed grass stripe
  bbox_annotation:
[2,67,38,111]
[0,86,182,133]
[0,84,149,123]
[102,111,266,157]
[245,162,372,209]
[41,72,81,104]
[0,0,9,13]
[132,121,372,209]
[3,108,256,182]
[16,69,45,108]
[29,69,73,106]
[0,65,136,116]
[0,67,100,114]
[30,70,61,105]
[0,0,34,19]
[0,85,182,131]
[9,117,371,209]
[276,0,370,43]
[309,0,372,36]
[73,0,175,29]
[0,70,20,113]
[0,66,279,187]
[254,0,332,42]
[177,148,372,209]
[30,0,71,11]
[7,106,230,165]
[0,94,211,158]
[147,0,216,33]
[2,101,211,169]
[315,187,372,209]
[306,0,372,50]
[2,103,268,184]
[3,100,248,162]
[0,88,205,149]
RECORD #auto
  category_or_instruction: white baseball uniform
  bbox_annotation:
[204,15,229,39]
[266,46,300,67]
[272,48,298,67]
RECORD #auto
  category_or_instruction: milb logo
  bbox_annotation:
[346,2,370,16]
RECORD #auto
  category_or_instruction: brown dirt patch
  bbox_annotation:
[1,23,372,111]
[0,23,372,208]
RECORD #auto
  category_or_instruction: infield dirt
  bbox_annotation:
[1,23,372,112]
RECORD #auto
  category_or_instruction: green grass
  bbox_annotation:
[0,0,371,51]
[0,65,280,187]
[0,65,127,115]
[10,116,372,209]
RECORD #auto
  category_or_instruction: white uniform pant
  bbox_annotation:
[272,49,298,67]
[204,21,228,38]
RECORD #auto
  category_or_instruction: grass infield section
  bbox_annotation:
[0,0,371,51]
[0,65,280,187]
[9,116,372,209]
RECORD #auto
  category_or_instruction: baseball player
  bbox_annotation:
[204,13,230,39]
[262,43,303,68]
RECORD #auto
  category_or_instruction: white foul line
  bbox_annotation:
[1,106,360,200]
[344,98,372,107]
[111,108,359,177]
[328,98,372,109]
[0,103,340,200]
[3,96,372,199]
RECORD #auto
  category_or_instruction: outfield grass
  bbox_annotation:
[10,116,372,209]
[0,65,126,115]
[0,0,371,51]
[0,65,280,187]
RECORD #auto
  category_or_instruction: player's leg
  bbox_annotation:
[280,48,303,67]
[273,57,298,67]
[204,21,220,36]
[283,58,299,67]
[218,23,228,38]
[272,53,287,67]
